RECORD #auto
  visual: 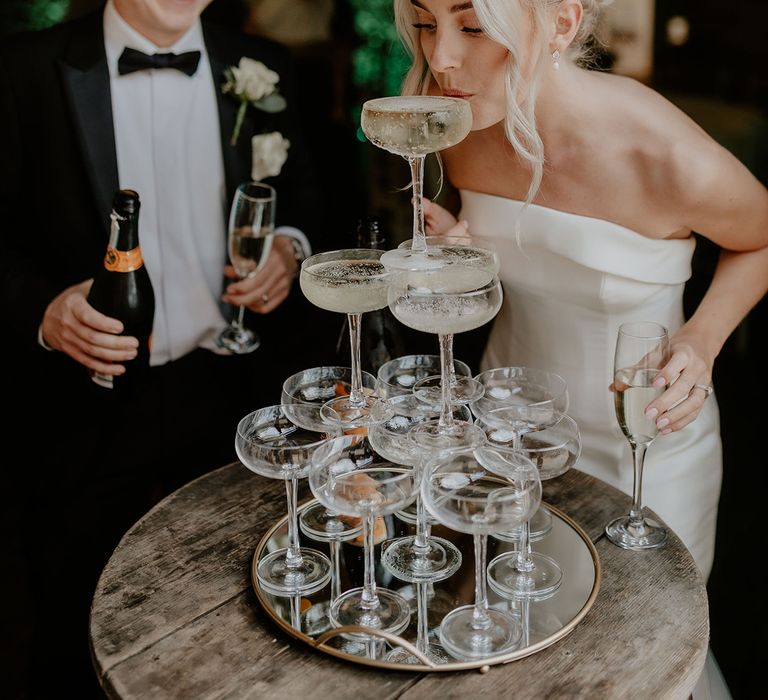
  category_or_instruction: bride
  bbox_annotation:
[393,1,767,695]
[393,0,768,586]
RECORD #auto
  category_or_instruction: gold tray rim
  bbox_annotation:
[251,499,601,673]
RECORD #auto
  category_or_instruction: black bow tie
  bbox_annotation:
[117,47,201,76]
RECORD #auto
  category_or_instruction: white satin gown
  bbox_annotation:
[461,190,722,579]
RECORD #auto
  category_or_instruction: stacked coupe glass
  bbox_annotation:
[234,96,582,663]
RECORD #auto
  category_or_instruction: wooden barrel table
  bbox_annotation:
[90,463,708,699]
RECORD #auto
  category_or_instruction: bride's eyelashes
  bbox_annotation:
[411,21,484,34]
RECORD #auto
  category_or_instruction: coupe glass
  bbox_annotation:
[310,434,419,637]
[368,395,470,583]
[471,366,569,539]
[281,365,376,433]
[376,354,471,400]
[217,182,275,354]
[235,405,334,595]
[422,445,541,660]
[299,505,361,609]
[480,410,582,600]
[282,365,369,612]
[471,366,569,420]
[299,249,392,428]
[360,96,472,269]
[388,263,502,445]
[386,579,452,664]
[605,322,670,549]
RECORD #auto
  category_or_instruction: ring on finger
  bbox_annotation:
[693,383,713,398]
[261,292,269,305]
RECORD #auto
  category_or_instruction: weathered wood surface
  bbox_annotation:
[90,463,708,700]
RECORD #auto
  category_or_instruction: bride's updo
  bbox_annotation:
[394,0,606,206]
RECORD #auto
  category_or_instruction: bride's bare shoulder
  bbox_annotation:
[591,71,722,193]
[592,71,709,141]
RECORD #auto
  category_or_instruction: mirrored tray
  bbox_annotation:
[251,499,600,672]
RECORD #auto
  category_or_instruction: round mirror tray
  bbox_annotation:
[251,499,600,672]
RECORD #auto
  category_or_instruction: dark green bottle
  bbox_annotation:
[86,189,155,393]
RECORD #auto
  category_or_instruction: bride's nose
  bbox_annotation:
[428,31,462,73]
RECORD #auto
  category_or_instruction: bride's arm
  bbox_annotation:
[646,132,768,433]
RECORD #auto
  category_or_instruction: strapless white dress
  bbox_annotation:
[461,190,722,579]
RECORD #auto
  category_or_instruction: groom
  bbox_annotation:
[0,0,324,695]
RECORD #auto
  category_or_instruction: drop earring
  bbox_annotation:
[552,49,560,70]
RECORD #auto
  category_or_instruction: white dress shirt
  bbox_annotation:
[104,0,229,364]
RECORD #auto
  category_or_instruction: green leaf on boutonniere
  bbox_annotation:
[255,93,287,114]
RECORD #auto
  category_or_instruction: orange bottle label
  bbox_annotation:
[104,246,144,272]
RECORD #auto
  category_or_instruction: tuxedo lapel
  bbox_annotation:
[58,11,118,235]
[203,26,251,205]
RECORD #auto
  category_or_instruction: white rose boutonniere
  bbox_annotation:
[251,132,290,181]
[222,57,287,145]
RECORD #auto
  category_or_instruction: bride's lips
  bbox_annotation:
[443,90,473,99]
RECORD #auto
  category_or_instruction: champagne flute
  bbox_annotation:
[216,182,275,354]
[605,322,670,549]
[360,96,472,270]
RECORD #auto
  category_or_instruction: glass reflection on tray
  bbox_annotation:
[254,500,597,668]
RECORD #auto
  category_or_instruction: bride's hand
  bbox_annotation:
[424,198,468,237]
[642,330,716,434]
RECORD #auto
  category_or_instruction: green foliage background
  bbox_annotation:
[0,0,70,35]
[349,0,408,97]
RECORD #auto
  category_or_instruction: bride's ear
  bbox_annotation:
[549,0,583,54]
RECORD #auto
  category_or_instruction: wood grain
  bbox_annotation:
[91,463,708,700]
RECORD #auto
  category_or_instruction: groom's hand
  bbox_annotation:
[223,236,296,314]
[41,279,138,376]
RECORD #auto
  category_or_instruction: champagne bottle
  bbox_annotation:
[86,189,155,392]
[335,216,405,374]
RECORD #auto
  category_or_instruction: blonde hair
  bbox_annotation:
[394,0,605,207]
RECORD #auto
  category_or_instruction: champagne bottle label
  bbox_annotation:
[104,245,144,273]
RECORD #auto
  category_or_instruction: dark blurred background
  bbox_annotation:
[1,1,766,697]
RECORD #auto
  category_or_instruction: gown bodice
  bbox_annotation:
[460,189,721,577]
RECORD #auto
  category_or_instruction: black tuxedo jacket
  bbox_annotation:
[0,8,323,368]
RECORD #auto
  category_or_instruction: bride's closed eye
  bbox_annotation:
[411,21,484,35]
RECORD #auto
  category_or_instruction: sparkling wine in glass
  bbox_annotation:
[299,249,392,428]
[217,182,275,354]
[605,322,670,549]
[388,260,501,445]
[361,96,472,269]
